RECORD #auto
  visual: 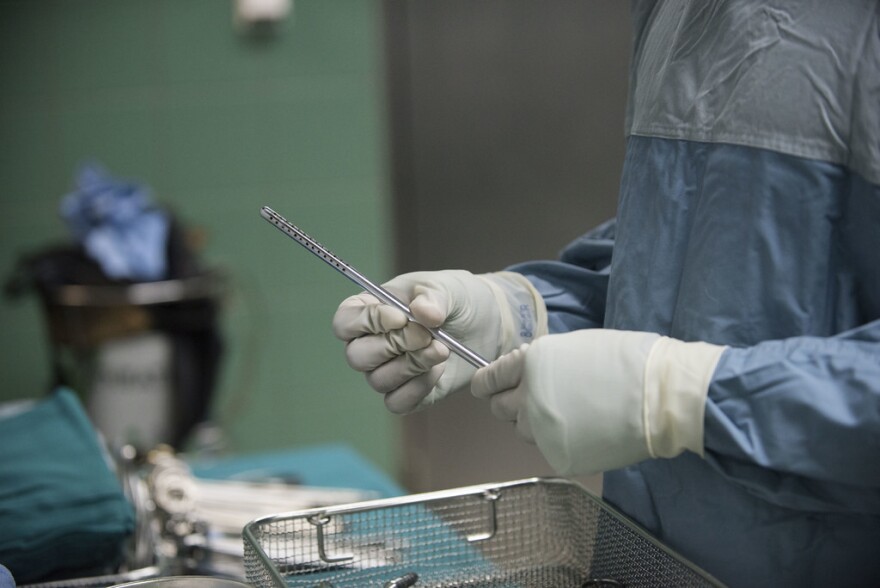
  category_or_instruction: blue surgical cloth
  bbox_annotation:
[60,163,170,281]
[0,565,14,588]
[0,389,135,583]
[510,1,880,586]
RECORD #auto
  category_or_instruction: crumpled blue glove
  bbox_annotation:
[59,162,170,281]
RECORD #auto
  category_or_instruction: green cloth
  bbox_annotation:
[0,388,134,583]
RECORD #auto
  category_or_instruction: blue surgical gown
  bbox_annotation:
[511,1,880,585]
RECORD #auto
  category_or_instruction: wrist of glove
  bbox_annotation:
[331,269,547,414]
[481,271,548,353]
[471,329,726,475]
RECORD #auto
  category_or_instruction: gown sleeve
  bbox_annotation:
[508,218,616,334]
[703,320,880,513]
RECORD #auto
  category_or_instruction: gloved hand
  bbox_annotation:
[471,329,727,475]
[332,270,547,413]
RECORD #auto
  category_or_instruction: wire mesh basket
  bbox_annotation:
[242,477,724,588]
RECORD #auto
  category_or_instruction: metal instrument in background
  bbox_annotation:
[260,206,489,369]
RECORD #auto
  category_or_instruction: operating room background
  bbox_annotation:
[0,1,629,490]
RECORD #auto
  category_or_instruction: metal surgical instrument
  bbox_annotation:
[260,206,489,368]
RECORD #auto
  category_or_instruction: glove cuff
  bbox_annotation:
[479,272,548,355]
[643,337,727,458]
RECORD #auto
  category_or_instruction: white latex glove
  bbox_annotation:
[471,329,727,476]
[332,270,547,414]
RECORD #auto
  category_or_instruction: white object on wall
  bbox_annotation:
[233,0,292,33]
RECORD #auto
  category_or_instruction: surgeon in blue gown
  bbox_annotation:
[332,1,880,585]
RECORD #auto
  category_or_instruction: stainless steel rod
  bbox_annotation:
[261,206,489,368]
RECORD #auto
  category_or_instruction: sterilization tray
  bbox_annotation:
[242,477,724,588]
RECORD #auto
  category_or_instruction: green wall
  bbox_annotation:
[0,1,398,476]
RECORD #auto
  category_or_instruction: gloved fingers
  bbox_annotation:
[474,346,534,442]
[382,364,446,414]
[332,292,409,341]
[365,340,450,393]
[514,411,535,444]
[488,388,522,422]
[471,344,528,399]
[408,283,450,328]
[484,375,535,444]
[344,322,434,371]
